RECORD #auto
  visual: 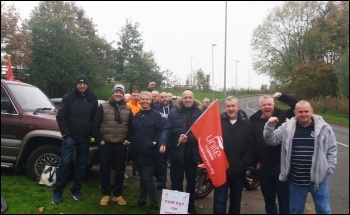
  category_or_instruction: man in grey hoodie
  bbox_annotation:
[263,100,337,214]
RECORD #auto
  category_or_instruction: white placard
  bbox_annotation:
[159,189,190,214]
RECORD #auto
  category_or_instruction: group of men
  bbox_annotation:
[52,75,337,214]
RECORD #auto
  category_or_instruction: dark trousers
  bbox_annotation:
[156,149,168,187]
[99,143,127,196]
[170,157,197,212]
[213,177,245,214]
[257,164,290,214]
[136,165,158,207]
[54,136,90,193]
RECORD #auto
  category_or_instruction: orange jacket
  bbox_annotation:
[127,100,141,116]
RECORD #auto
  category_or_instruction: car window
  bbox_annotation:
[8,84,55,112]
[1,86,18,114]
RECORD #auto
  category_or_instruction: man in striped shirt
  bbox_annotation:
[263,100,337,214]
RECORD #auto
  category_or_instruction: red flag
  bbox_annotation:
[190,100,229,187]
[6,56,13,81]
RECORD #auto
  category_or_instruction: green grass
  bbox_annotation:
[275,101,349,126]
[1,168,204,214]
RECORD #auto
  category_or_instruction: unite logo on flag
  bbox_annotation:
[190,100,229,187]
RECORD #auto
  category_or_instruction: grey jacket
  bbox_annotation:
[263,114,337,189]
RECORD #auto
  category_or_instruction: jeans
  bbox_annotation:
[137,165,158,207]
[257,164,290,214]
[289,179,330,214]
[156,149,168,187]
[170,157,197,212]
[99,143,127,196]
[54,136,90,193]
[213,178,245,214]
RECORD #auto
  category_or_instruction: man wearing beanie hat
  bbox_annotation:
[92,83,133,206]
[76,75,90,85]
[53,74,98,204]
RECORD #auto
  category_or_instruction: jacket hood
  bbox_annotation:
[174,98,202,112]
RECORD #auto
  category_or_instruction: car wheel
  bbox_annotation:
[26,146,61,180]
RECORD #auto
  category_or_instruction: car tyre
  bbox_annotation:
[26,146,61,180]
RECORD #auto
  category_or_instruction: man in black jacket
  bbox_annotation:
[53,75,98,204]
[249,92,298,214]
[159,90,202,214]
[213,96,255,214]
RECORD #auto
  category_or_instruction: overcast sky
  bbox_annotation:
[5,1,283,90]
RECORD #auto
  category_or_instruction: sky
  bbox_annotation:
[4,1,284,90]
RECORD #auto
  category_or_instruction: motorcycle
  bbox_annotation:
[194,165,260,199]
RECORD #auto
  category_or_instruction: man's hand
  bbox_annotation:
[148,82,156,89]
[273,92,282,100]
[160,145,166,153]
[268,116,279,125]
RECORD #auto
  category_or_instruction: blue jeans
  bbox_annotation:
[99,143,127,196]
[257,165,290,214]
[54,136,90,193]
[213,177,245,214]
[137,165,158,207]
[289,179,330,214]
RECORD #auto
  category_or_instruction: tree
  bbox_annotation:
[1,2,31,71]
[335,48,349,97]
[23,1,113,96]
[251,1,324,84]
[251,1,349,98]
[114,18,163,91]
[161,69,179,88]
[194,68,210,91]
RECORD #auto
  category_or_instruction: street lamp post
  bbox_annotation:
[189,56,195,88]
[212,44,217,101]
[235,60,239,90]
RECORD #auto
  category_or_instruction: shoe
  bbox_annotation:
[123,179,127,187]
[112,196,126,205]
[131,172,139,178]
[157,184,166,190]
[52,192,63,204]
[131,200,146,207]
[148,206,159,214]
[71,190,83,201]
[100,196,110,206]
[188,209,197,214]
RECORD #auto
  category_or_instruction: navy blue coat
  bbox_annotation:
[130,108,164,166]
[159,100,203,164]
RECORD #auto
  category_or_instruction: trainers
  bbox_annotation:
[52,192,63,204]
[112,196,127,205]
[71,190,83,201]
[100,196,110,206]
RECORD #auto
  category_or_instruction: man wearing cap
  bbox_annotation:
[92,83,133,206]
[53,75,98,204]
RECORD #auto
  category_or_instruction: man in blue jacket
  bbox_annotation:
[159,90,202,214]
[53,75,98,204]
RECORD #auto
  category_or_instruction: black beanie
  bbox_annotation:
[76,75,89,85]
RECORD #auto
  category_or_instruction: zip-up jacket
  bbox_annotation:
[159,99,203,164]
[56,87,97,139]
[263,114,337,189]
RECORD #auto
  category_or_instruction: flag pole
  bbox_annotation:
[177,99,219,146]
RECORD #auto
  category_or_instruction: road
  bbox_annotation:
[235,96,349,214]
